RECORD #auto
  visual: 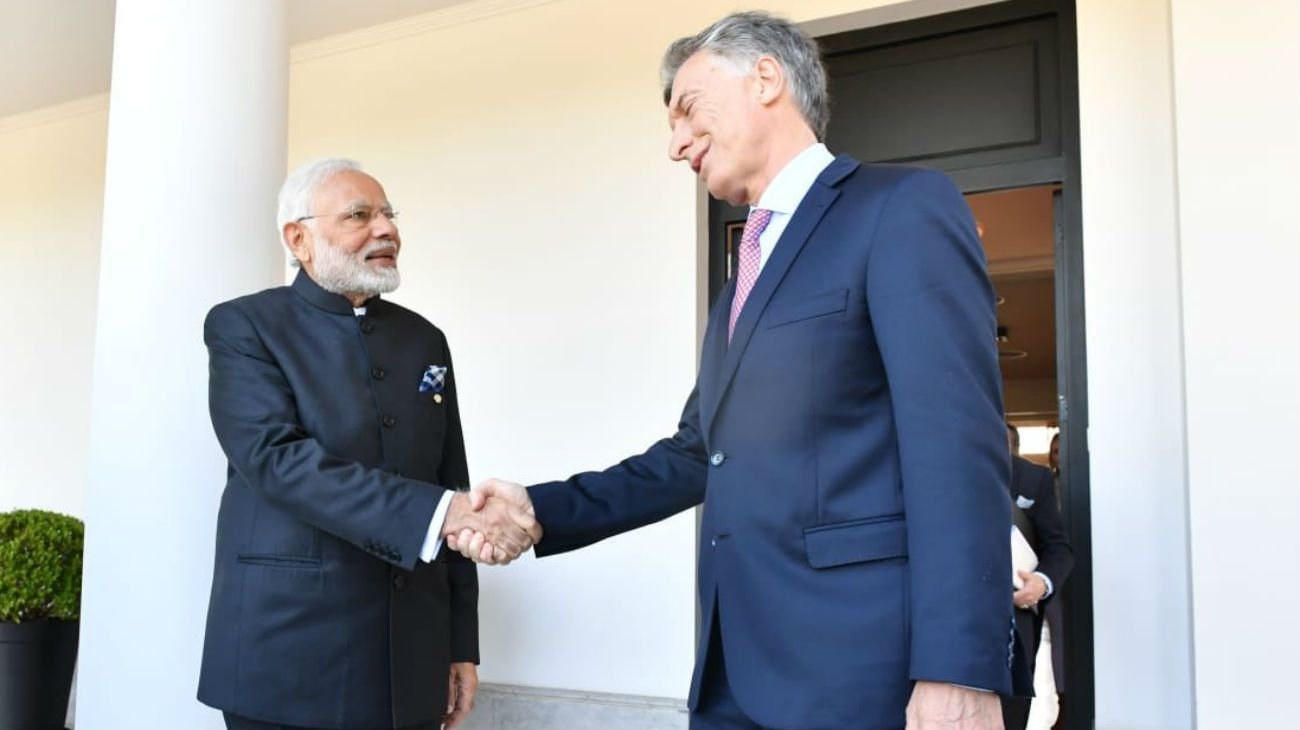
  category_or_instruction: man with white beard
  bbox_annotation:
[196,159,540,730]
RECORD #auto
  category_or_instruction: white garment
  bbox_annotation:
[1027,623,1060,729]
[1012,526,1039,588]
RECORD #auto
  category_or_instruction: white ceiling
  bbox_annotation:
[0,0,476,119]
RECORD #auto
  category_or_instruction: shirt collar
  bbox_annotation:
[754,143,836,215]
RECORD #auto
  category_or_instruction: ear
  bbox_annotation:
[283,222,311,265]
[753,56,785,106]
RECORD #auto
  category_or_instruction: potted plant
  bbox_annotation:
[0,509,83,730]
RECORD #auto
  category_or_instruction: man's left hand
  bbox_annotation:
[905,681,1003,729]
[1013,570,1048,610]
[444,662,478,729]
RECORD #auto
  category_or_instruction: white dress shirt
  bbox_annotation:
[355,306,449,562]
[751,142,836,272]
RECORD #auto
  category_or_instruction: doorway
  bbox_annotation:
[970,184,1069,728]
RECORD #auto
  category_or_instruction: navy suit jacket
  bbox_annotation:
[197,271,477,729]
[530,158,1015,729]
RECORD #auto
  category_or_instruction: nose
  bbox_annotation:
[668,122,692,162]
[371,211,399,239]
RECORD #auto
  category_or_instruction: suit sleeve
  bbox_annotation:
[1027,466,1073,595]
[864,169,1015,693]
[435,341,479,663]
[204,302,443,571]
[528,384,710,556]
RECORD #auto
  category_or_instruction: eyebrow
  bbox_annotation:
[341,200,392,212]
[669,90,697,118]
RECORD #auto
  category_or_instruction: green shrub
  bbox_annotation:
[0,510,84,622]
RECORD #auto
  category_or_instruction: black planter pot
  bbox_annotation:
[0,619,78,730]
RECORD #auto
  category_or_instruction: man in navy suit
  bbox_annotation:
[1004,426,1073,730]
[198,159,539,730]
[452,11,1014,730]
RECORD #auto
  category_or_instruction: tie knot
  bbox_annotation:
[742,208,773,245]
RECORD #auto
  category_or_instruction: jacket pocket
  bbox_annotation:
[765,288,849,328]
[803,514,908,569]
[236,553,322,570]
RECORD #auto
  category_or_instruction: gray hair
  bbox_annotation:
[276,157,362,232]
[660,11,829,140]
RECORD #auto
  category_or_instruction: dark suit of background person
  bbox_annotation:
[526,152,1016,730]
[1003,455,1074,730]
[197,270,478,730]
[1046,431,1068,705]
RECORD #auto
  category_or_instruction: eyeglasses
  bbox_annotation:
[295,205,399,231]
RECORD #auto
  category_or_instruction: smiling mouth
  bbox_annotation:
[365,250,397,263]
[690,148,709,175]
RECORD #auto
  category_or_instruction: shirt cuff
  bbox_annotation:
[1035,571,1054,599]
[954,684,994,693]
[419,491,455,562]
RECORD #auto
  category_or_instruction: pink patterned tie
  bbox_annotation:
[729,208,773,342]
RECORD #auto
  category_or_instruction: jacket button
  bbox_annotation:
[382,415,396,428]
[393,574,407,589]
[361,322,375,334]
[709,451,725,467]
[710,537,718,547]
[371,366,386,380]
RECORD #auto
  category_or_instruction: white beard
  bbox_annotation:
[311,236,401,299]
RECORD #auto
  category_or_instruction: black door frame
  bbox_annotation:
[704,2,1094,726]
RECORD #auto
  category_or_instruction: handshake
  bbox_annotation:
[440,479,541,565]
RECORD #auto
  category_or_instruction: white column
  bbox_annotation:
[77,2,287,728]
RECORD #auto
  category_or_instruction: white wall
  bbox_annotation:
[1076,2,1197,728]
[1170,0,1300,726]
[0,97,108,518]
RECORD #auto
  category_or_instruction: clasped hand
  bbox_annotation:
[442,479,540,565]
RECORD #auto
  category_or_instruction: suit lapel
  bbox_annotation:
[700,156,860,439]
[698,279,735,437]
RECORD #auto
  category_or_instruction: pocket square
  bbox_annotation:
[1015,495,1036,509]
[419,365,447,394]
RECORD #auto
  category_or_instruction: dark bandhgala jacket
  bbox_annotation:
[197,270,477,729]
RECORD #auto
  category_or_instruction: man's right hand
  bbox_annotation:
[441,480,540,564]
[445,478,541,565]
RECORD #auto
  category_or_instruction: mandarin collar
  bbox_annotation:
[291,268,382,315]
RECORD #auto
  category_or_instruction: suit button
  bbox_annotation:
[382,415,396,428]
[361,322,375,334]
[372,366,386,380]
[709,451,725,467]
[393,574,407,589]
[710,537,718,547]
